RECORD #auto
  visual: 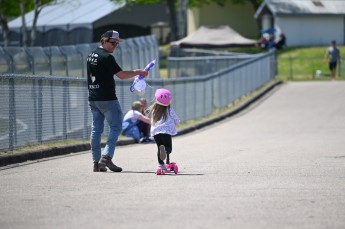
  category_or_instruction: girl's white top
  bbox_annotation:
[150,107,180,136]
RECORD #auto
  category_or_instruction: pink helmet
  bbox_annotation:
[155,88,172,106]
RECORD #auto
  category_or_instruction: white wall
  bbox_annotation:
[276,16,344,47]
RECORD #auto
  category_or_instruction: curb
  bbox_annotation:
[0,139,136,167]
[0,80,283,167]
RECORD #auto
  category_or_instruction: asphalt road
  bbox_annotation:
[1,81,345,229]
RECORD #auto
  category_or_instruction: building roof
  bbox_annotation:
[255,0,345,18]
[8,0,125,31]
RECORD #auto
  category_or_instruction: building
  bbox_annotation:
[254,0,345,46]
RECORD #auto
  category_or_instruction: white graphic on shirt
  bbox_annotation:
[87,53,99,65]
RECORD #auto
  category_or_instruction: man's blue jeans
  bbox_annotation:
[89,100,122,162]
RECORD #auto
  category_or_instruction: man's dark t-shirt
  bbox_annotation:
[87,47,122,101]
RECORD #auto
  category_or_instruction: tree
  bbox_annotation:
[19,0,54,46]
[30,0,45,46]
[0,0,53,47]
[19,0,28,46]
[0,0,20,46]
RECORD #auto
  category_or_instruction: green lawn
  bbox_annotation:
[275,46,345,81]
[220,45,345,81]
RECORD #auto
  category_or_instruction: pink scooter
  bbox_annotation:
[155,162,178,175]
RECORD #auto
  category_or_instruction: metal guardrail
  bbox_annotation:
[167,48,265,78]
[0,50,276,151]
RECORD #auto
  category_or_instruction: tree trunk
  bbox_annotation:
[167,0,178,42]
[177,0,188,39]
[31,0,41,46]
[19,0,28,46]
[0,13,10,47]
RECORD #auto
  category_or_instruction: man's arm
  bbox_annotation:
[116,70,148,80]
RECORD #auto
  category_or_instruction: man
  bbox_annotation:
[324,40,341,80]
[87,30,148,172]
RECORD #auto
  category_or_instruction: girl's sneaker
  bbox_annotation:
[155,164,167,175]
[158,163,167,171]
[159,145,166,161]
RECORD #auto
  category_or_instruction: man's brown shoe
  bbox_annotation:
[99,156,122,172]
[93,162,107,172]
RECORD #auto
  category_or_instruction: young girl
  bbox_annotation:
[148,88,180,171]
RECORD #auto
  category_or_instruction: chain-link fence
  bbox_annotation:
[168,48,266,78]
[167,54,264,78]
[0,35,159,79]
[0,50,275,151]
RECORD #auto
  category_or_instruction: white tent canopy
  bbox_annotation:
[171,26,257,48]
[8,0,125,32]
[5,0,168,46]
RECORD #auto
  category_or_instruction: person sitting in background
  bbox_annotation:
[256,33,270,49]
[138,98,153,143]
[122,101,151,143]
[257,33,275,50]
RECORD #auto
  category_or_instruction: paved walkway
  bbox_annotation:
[1,81,345,229]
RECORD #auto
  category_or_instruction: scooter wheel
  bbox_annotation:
[173,164,178,174]
[155,168,165,175]
[155,168,162,175]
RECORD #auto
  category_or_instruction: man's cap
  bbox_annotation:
[101,30,123,41]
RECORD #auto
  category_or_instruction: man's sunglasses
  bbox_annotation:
[108,41,119,46]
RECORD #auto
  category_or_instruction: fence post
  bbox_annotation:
[37,78,43,143]
[31,77,43,143]
[32,79,38,141]
[63,80,67,139]
[50,81,56,135]
[26,48,35,75]
[84,81,89,139]
[8,77,17,150]
[289,56,293,80]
